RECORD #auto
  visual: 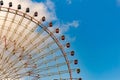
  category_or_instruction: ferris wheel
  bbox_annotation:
[0,1,81,80]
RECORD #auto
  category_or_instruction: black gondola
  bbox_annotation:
[78,78,82,80]
[9,2,12,7]
[18,4,21,9]
[71,51,75,56]
[0,0,3,5]
[56,28,59,33]
[61,35,65,40]
[26,8,30,13]
[34,12,38,17]
[49,22,53,27]
[74,60,78,65]
[42,16,45,21]
[66,43,70,48]
[77,68,80,74]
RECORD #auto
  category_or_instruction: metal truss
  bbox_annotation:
[0,1,82,80]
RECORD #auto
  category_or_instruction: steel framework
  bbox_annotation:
[0,1,82,80]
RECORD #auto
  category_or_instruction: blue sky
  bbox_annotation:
[32,0,120,80]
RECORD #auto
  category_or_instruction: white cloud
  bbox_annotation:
[70,20,79,28]
[3,0,79,33]
[0,0,80,46]
[0,0,80,79]
[116,0,120,6]
[3,0,57,21]
[59,20,79,33]
[52,20,79,42]
[67,0,72,4]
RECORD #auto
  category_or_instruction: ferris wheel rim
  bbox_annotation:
[0,6,73,80]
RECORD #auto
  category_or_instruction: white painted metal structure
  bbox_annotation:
[0,1,81,80]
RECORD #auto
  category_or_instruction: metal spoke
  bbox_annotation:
[0,2,81,80]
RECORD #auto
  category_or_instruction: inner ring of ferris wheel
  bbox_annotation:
[0,1,81,80]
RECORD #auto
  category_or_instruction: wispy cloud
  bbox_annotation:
[4,0,79,32]
[4,0,57,21]
[116,0,120,6]
[3,0,80,41]
[59,20,79,33]
[0,0,80,79]
[66,0,72,4]
[52,20,79,42]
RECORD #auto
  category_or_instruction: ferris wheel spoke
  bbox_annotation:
[9,16,25,41]
[30,54,73,74]
[20,28,44,48]
[0,46,7,66]
[0,11,9,38]
[18,26,57,51]
[8,71,37,79]
[23,34,51,54]
[5,14,17,40]
[13,20,32,43]
[1,53,25,71]
[25,31,50,47]
[38,55,63,66]
[21,54,64,69]
[30,40,55,54]
[0,45,23,70]
[34,69,75,78]
[0,59,23,76]
[32,60,73,73]
[22,48,59,66]
[5,65,26,77]
[1,51,23,71]
[0,2,81,79]
[16,24,39,47]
